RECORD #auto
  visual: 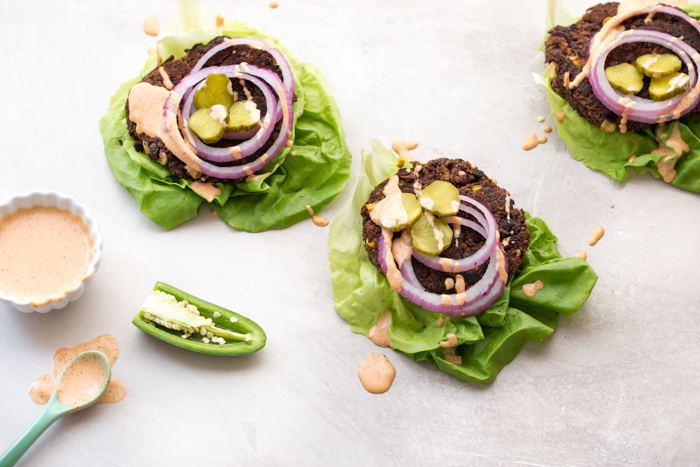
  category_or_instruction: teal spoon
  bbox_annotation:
[0,350,111,467]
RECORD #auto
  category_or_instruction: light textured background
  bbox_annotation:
[1,0,699,465]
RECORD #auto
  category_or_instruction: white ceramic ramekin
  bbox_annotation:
[0,192,103,313]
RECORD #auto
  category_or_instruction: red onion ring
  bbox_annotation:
[590,29,700,123]
[191,37,295,95]
[412,195,498,273]
[181,72,278,162]
[377,234,508,317]
[196,82,292,179]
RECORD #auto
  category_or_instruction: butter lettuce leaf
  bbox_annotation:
[328,140,598,383]
[542,3,700,194]
[99,3,350,231]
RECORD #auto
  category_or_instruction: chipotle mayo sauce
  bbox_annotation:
[55,352,109,407]
[358,352,396,394]
[0,205,94,305]
[29,335,126,405]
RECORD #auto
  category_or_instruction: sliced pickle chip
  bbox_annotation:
[605,63,644,94]
[194,74,235,110]
[188,107,226,144]
[401,193,422,228]
[379,193,419,232]
[409,212,453,256]
[635,53,682,78]
[226,100,260,133]
[417,180,460,217]
[649,72,690,101]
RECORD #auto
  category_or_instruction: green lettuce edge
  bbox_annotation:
[99,15,351,231]
[542,2,700,194]
[327,140,598,383]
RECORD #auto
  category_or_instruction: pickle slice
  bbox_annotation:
[605,63,644,94]
[409,212,453,256]
[649,72,690,101]
[635,53,682,78]
[417,180,460,217]
[401,193,422,228]
[194,74,235,110]
[188,106,227,144]
[226,100,261,132]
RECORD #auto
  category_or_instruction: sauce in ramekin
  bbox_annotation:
[0,205,94,305]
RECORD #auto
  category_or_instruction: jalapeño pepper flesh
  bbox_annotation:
[132,282,266,355]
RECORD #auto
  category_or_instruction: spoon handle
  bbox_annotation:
[0,404,64,467]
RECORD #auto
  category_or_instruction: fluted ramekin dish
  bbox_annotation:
[0,192,103,313]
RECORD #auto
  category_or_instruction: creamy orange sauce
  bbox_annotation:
[358,352,396,394]
[437,317,444,327]
[556,111,566,123]
[158,92,202,173]
[158,67,173,90]
[370,176,408,230]
[392,139,418,164]
[210,210,219,218]
[29,374,53,405]
[305,204,314,216]
[245,172,271,182]
[444,278,454,290]
[652,123,688,183]
[522,280,544,298]
[189,181,221,202]
[29,335,125,405]
[544,125,552,133]
[216,14,225,29]
[312,216,329,227]
[0,206,94,305]
[391,230,413,268]
[538,136,548,144]
[369,310,394,348]
[455,275,465,294]
[522,134,541,151]
[55,353,109,407]
[588,226,605,246]
[127,82,170,138]
[574,251,588,260]
[439,333,458,348]
[269,0,279,8]
[443,347,462,365]
[143,15,159,36]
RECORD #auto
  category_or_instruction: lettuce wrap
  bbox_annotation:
[541,1,700,194]
[99,1,351,231]
[328,140,598,383]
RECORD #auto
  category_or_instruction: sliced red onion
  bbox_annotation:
[377,234,508,317]
[412,195,499,273]
[590,29,700,123]
[197,83,292,179]
[191,37,294,95]
[181,72,278,162]
[442,216,487,238]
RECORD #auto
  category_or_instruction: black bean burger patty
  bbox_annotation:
[125,36,296,184]
[545,2,700,133]
[361,159,530,296]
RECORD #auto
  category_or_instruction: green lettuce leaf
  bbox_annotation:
[542,2,700,194]
[99,2,350,231]
[328,140,598,383]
